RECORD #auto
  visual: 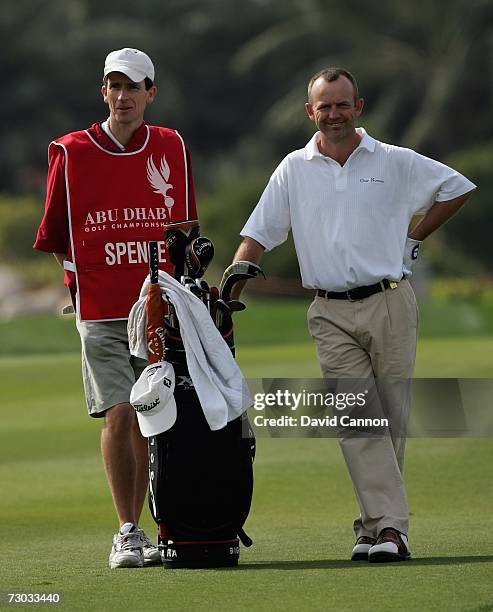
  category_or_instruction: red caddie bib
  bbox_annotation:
[55,125,191,321]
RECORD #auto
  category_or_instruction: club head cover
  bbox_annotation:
[185,237,215,278]
[163,219,200,280]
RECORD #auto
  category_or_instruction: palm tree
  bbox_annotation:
[231,0,493,156]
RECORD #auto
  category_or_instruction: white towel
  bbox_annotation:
[128,271,252,430]
[128,295,148,360]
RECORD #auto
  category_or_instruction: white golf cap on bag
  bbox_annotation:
[130,361,177,437]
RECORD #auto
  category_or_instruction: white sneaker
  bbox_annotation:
[137,529,162,566]
[109,525,144,569]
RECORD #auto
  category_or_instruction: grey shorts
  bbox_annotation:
[76,319,148,418]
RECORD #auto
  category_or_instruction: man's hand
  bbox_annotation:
[402,237,421,277]
[230,237,265,300]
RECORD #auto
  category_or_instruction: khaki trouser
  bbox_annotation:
[307,279,418,538]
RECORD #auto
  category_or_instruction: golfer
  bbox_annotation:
[231,67,475,562]
[34,48,198,568]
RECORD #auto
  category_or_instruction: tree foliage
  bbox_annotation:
[1,0,491,275]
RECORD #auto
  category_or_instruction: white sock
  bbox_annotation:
[120,522,136,535]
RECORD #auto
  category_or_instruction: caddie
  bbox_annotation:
[34,47,198,568]
[230,67,476,562]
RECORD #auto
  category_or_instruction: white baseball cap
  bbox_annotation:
[104,47,155,83]
[130,361,177,437]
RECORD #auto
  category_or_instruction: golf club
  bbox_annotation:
[219,261,265,302]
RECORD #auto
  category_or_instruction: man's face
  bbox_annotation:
[305,76,364,144]
[102,72,156,125]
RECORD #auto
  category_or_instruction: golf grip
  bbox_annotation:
[146,241,165,363]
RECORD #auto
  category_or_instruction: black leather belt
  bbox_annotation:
[316,279,396,301]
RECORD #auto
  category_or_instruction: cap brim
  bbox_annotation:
[104,64,146,83]
[136,394,177,437]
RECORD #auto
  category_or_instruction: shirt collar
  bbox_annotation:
[87,121,149,153]
[304,127,376,160]
[101,119,125,151]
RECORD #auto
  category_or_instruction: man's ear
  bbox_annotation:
[305,102,315,122]
[146,85,157,106]
[355,97,364,117]
[101,84,108,104]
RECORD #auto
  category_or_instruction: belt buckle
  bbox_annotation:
[346,289,357,301]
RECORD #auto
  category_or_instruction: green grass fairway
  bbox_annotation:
[1,350,492,611]
[236,337,493,378]
[2,296,493,357]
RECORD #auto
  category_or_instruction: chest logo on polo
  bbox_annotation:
[359,177,385,184]
[146,155,175,217]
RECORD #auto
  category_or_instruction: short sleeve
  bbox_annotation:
[409,151,476,215]
[240,158,291,252]
[33,144,70,253]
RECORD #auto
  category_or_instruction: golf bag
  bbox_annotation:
[146,222,260,568]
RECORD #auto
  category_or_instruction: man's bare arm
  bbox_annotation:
[408,190,475,241]
[233,237,265,264]
[230,237,265,300]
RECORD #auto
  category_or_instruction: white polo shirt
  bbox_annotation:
[241,128,476,291]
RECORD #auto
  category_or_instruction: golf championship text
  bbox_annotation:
[83,208,169,266]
